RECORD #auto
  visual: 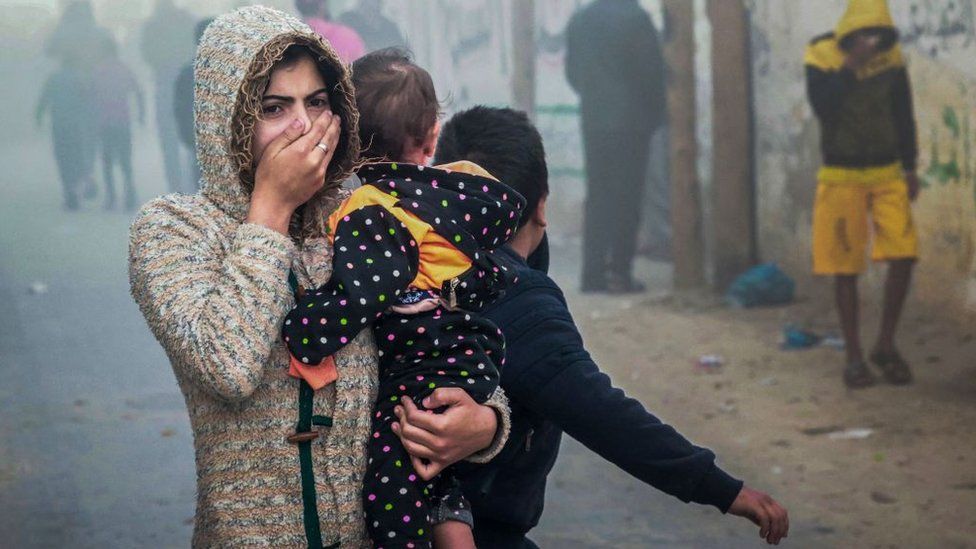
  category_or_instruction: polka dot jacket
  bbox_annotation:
[281,161,525,548]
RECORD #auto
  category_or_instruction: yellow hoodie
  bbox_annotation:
[804,0,917,184]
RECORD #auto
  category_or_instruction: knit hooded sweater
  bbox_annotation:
[128,7,509,547]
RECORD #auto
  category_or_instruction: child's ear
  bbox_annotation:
[533,196,549,228]
[422,121,441,160]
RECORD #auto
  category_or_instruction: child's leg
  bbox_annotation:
[432,520,475,549]
[363,398,435,549]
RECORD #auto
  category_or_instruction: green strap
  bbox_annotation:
[290,271,339,549]
[297,380,324,549]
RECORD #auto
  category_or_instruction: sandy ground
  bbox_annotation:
[531,243,976,548]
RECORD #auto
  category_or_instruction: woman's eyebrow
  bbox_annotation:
[262,94,294,103]
[305,87,329,99]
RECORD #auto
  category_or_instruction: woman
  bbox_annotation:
[128,7,508,547]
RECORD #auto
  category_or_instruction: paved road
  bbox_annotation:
[0,135,776,548]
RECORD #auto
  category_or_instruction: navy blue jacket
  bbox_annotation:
[457,242,743,547]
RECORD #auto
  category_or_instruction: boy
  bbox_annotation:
[805,0,919,388]
[421,106,789,547]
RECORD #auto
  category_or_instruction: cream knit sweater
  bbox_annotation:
[129,7,508,547]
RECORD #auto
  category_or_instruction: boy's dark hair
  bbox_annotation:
[351,48,440,162]
[436,106,549,228]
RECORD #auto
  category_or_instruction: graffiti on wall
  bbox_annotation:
[899,0,976,57]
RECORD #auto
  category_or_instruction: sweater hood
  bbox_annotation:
[835,0,898,48]
[194,6,360,233]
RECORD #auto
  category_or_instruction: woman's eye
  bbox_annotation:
[262,104,283,115]
[309,97,330,109]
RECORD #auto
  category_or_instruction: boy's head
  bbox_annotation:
[436,106,549,230]
[351,48,441,164]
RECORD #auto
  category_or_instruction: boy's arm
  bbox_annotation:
[891,68,918,173]
[805,64,856,122]
[499,293,743,512]
[282,205,419,367]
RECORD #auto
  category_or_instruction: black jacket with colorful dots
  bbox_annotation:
[282,161,525,405]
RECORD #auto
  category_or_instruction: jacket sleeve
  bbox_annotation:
[282,205,419,366]
[806,64,856,122]
[128,199,296,402]
[501,292,743,512]
[891,68,918,172]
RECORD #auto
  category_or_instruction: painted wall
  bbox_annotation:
[748,0,976,314]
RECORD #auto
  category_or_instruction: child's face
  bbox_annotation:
[251,54,332,164]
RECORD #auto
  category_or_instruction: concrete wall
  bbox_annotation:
[748,0,976,315]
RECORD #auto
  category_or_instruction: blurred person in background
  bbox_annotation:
[36,60,94,210]
[295,0,365,64]
[338,0,407,54]
[805,0,919,389]
[173,17,216,191]
[565,0,667,294]
[141,0,196,194]
[93,34,144,211]
[43,0,108,203]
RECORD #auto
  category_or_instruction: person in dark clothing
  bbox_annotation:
[43,0,108,204]
[36,62,95,210]
[565,0,667,294]
[339,0,407,53]
[173,17,214,191]
[141,0,197,194]
[804,0,919,388]
[92,34,144,211]
[433,106,790,548]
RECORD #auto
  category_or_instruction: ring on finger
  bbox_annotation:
[315,142,329,153]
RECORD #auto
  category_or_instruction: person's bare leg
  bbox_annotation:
[874,259,914,354]
[869,259,915,384]
[836,274,863,363]
[837,274,876,387]
[432,520,476,549]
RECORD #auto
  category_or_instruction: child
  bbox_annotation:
[282,49,524,549]
[92,34,144,211]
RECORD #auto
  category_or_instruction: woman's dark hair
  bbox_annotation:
[235,42,348,194]
[351,48,440,162]
[435,106,549,228]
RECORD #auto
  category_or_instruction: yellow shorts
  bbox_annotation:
[812,178,918,275]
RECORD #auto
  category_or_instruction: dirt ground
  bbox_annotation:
[538,250,976,548]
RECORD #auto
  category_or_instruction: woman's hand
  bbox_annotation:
[391,388,499,480]
[246,111,342,234]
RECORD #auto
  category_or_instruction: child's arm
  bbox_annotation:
[282,205,420,369]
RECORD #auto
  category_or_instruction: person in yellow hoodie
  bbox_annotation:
[805,0,919,389]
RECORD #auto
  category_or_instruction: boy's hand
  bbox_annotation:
[728,486,789,545]
[844,34,879,71]
[905,172,921,201]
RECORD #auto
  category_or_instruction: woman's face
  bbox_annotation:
[251,53,331,164]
